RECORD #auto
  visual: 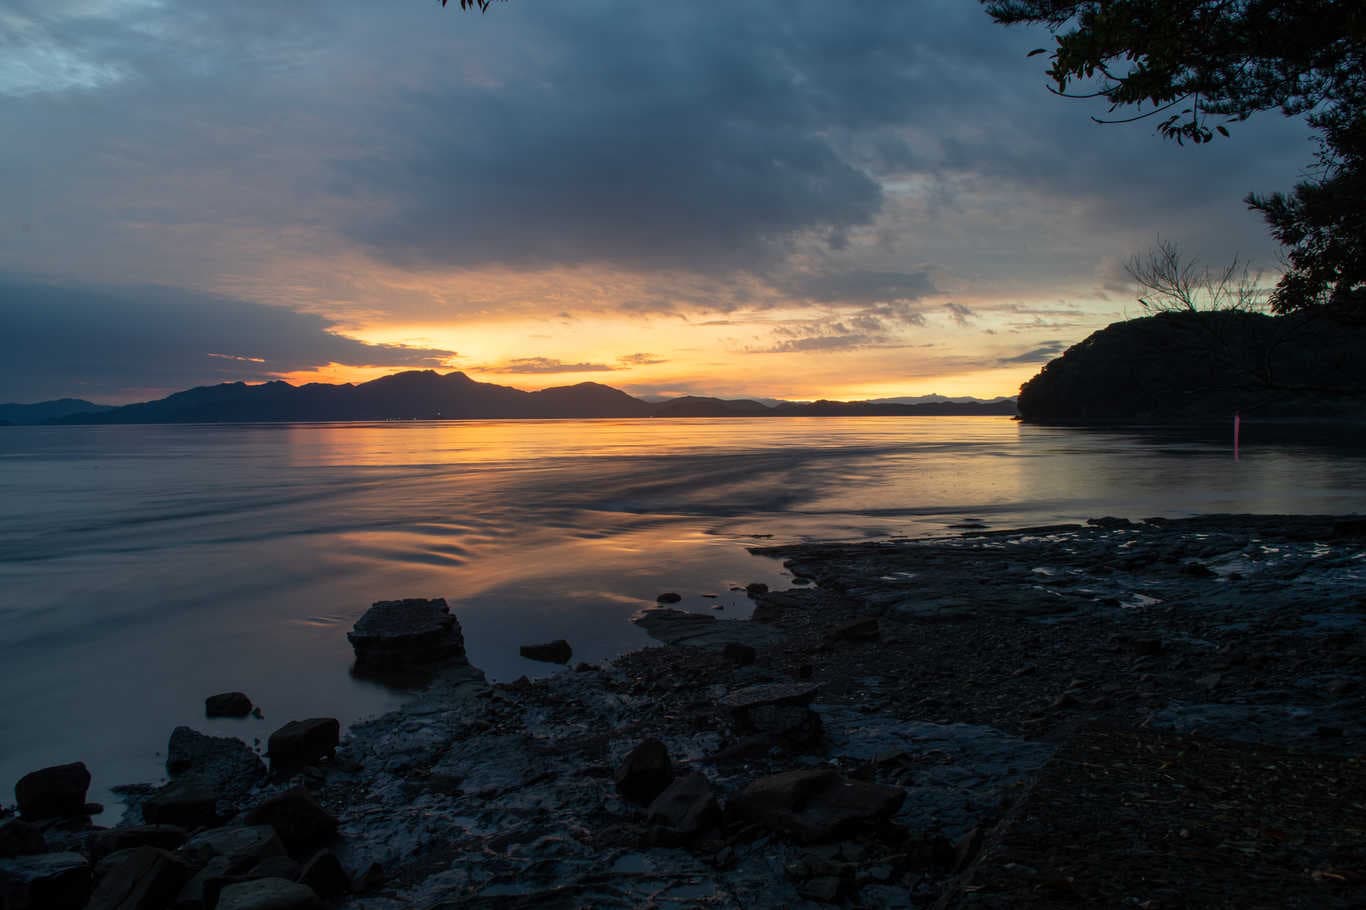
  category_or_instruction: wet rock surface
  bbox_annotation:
[347,598,466,672]
[70,513,1363,908]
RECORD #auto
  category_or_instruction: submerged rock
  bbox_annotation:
[14,762,91,820]
[347,598,466,671]
[519,639,573,664]
[205,692,254,718]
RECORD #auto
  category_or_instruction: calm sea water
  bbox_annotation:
[2,416,1364,815]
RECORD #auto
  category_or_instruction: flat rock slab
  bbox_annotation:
[216,877,322,910]
[348,598,466,669]
[945,726,1366,908]
[0,851,91,910]
[717,682,821,713]
[633,608,783,650]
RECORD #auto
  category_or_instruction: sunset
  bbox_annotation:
[0,0,1315,404]
[2,2,1364,908]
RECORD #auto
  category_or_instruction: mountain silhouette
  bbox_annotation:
[48,370,1018,424]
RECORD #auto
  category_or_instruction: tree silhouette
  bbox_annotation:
[985,0,1364,313]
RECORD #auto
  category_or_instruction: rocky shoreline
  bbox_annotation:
[3,514,1364,908]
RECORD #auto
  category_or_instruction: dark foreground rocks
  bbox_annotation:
[0,851,91,909]
[76,515,1362,908]
[267,719,339,774]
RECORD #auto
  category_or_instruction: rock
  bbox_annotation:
[655,592,682,604]
[647,773,720,838]
[346,598,466,670]
[718,682,820,713]
[216,878,322,910]
[173,855,231,910]
[827,617,879,642]
[746,703,823,744]
[518,639,573,665]
[244,789,338,851]
[247,856,303,880]
[142,780,221,829]
[85,845,191,910]
[730,769,905,843]
[266,719,339,772]
[633,608,783,650]
[297,850,349,899]
[181,826,287,873]
[0,851,91,910]
[745,582,769,596]
[88,825,187,861]
[614,739,673,806]
[722,642,756,666]
[1132,638,1164,657]
[351,863,385,893]
[0,819,45,858]
[797,876,846,903]
[165,727,266,795]
[205,693,254,718]
[1181,562,1217,578]
[13,762,91,820]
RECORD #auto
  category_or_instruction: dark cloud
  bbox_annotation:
[482,357,617,374]
[944,302,975,325]
[780,269,936,304]
[998,340,1067,364]
[0,276,453,402]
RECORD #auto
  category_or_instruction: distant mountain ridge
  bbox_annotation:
[0,399,113,425]
[33,371,1017,424]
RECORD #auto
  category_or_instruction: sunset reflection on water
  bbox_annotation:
[3,415,1365,818]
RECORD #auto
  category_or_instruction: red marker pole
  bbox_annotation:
[1233,411,1241,461]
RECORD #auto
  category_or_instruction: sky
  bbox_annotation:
[0,0,1318,404]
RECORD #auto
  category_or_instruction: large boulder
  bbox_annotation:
[165,727,266,797]
[88,825,187,861]
[244,789,338,851]
[216,877,322,910]
[614,739,673,806]
[181,826,287,873]
[85,845,191,910]
[647,773,720,839]
[13,762,90,820]
[297,850,349,899]
[266,720,339,773]
[205,693,254,718]
[347,598,465,670]
[0,851,91,910]
[730,769,904,843]
[141,781,221,830]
